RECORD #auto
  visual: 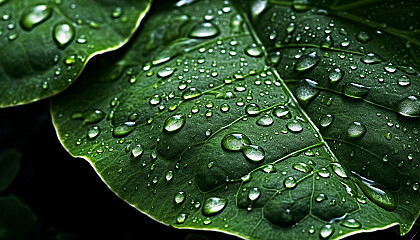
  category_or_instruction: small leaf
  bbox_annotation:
[0,0,152,107]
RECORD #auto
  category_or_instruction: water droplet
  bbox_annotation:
[295,79,319,108]
[321,35,334,48]
[343,82,370,99]
[164,114,186,132]
[202,197,227,216]
[283,176,297,189]
[248,187,261,201]
[330,163,348,178]
[287,120,303,133]
[189,22,220,38]
[397,95,420,117]
[149,95,161,105]
[131,144,143,158]
[111,7,123,18]
[157,67,175,78]
[356,31,371,43]
[295,52,320,72]
[182,87,202,100]
[163,171,173,182]
[319,114,334,128]
[292,162,312,173]
[352,174,397,211]
[20,4,52,30]
[243,145,265,162]
[319,224,334,239]
[250,0,268,18]
[413,182,419,191]
[384,63,397,73]
[65,55,76,65]
[328,68,344,83]
[221,133,251,151]
[245,103,261,116]
[256,114,274,126]
[317,168,330,178]
[177,213,187,224]
[347,121,367,138]
[220,103,230,112]
[262,164,276,173]
[87,126,100,139]
[245,43,263,57]
[174,191,186,204]
[315,193,327,202]
[113,122,136,137]
[361,53,384,64]
[53,23,75,48]
[340,218,362,229]
[397,75,411,87]
[273,106,292,119]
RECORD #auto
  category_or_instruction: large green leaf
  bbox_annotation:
[51,0,420,239]
[0,0,151,107]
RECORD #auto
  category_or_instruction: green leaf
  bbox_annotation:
[0,148,21,193]
[0,195,37,240]
[51,0,420,239]
[0,0,152,107]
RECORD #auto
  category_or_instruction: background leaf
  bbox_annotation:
[0,0,151,107]
[0,148,21,193]
[0,195,36,240]
[51,0,420,239]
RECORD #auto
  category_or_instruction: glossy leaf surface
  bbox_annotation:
[51,0,420,239]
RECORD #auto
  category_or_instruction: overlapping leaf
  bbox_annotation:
[0,0,151,107]
[51,0,420,239]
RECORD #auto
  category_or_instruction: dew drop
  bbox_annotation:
[245,103,261,116]
[131,144,144,158]
[273,106,292,119]
[157,67,175,78]
[149,95,161,105]
[361,53,384,64]
[330,163,348,178]
[20,4,52,30]
[319,114,334,128]
[111,7,123,18]
[256,114,274,126]
[182,87,202,100]
[177,213,187,224]
[352,174,397,211]
[174,191,186,204]
[287,120,303,133]
[113,122,136,137]
[245,43,263,57]
[243,145,265,162]
[248,187,261,201]
[340,218,362,229]
[220,103,230,112]
[295,52,320,72]
[319,224,334,239]
[317,168,330,178]
[53,23,75,48]
[189,22,220,38]
[202,197,228,216]
[315,193,327,202]
[321,35,333,48]
[347,121,367,138]
[292,162,312,173]
[356,31,371,43]
[328,68,344,83]
[397,75,411,87]
[295,79,319,108]
[343,82,370,99]
[283,176,297,189]
[164,114,186,132]
[397,95,420,117]
[87,126,100,139]
[166,170,174,181]
[221,133,251,151]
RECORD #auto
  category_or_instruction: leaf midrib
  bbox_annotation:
[231,0,341,165]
